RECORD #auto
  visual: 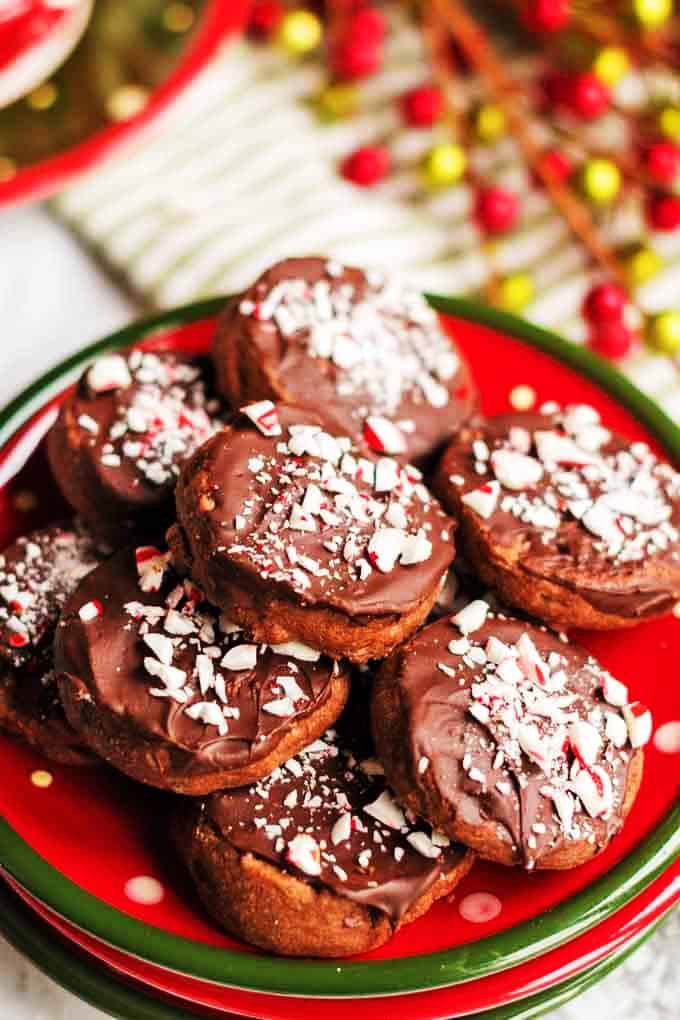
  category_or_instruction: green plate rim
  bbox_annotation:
[0,877,668,1020]
[0,296,678,998]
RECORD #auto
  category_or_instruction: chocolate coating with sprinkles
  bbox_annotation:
[213,257,477,467]
[0,524,103,764]
[55,546,350,794]
[47,350,224,544]
[171,405,455,663]
[434,405,680,629]
[373,610,646,870]
[174,705,473,957]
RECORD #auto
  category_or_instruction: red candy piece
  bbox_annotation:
[248,0,283,38]
[566,73,610,120]
[588,321,635,359]
[646,193,680,231]
[8,632,29,649]
[474,187,520,234]
[523,0,570,33]
[582,282,628,324]
[341,145,390,187]
[400,84,444,127]
[645,141,680,184]
[539,147,573,184]
[331,37,382,80]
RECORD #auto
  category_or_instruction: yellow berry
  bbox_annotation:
[423,143,467,188]
[647,311,680,354]
[581,158,621,204]
[278,10,322,56]
[498,272,535,313]
[626,246,663,286]
[592,47,630,86]
[316,83,358,121]
[474,104,506,143]
[659,106,680,142]
[630,0,673,28]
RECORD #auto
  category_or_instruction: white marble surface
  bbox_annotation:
[0,206,677,1019]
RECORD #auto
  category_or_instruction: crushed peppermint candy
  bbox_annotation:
[78,351,222,489]
[453,404,680,566]
[201,720,467,923]
[410,612,649,869]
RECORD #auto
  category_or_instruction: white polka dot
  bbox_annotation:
[673,602,680,619]
[654,721,680,754]
[30,770,53,788]
[459,892,502,923]
[124,876,164,905]
[509,385,536,411]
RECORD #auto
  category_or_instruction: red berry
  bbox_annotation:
[248,0,284,38]
[400,84,444,127]
[647,193,680,231]
[475,187,520,234]
[331,37,382,80]
[523,0,570,33]
[348,8,385,46]
[582,282,628,324]
[539,147,573,183]
[588,321,634,359]
[567,73,610,120]
[645,141,680,184]
[341,145,390,187]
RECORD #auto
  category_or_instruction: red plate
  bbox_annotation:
[0,299,678,1010]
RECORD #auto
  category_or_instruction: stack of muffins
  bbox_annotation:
[1,257,678,958]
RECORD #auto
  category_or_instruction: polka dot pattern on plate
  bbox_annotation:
[30,770,53,788]
[509,384,536,411]
[654,721,680,754]
[124,875,164,906]
[458,892,502,923]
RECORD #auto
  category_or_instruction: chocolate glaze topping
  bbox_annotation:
[0,524,102,726]
[176,404,455,618]
[55,546,347,776]
[59,349,223,507]
[204,706,469,923]
[441,404,680,617]
[215,257,477,465]
[390,605,648,868]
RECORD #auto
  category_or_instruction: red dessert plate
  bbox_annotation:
[0,298,678,1004]
[0,0,249,206]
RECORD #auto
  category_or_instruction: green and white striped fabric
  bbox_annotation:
[54,18,680,422]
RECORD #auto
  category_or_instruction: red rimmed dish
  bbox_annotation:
[0,298,678,1003]
[0,0,250,206]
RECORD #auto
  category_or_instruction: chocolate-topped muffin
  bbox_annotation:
[0,524,103,764]
[434,403,680,629]
[174,703,474,957]
[213,257,477,467]
[48,349,224,544]
[373,601,648,870]
[170,402,456,663]
[55,545,350,794]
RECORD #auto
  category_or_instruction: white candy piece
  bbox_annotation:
[261,697,295,717]
[270,641,321,662]
[461,481,500,519]
[400,531,432,566]
[490,449,543,491]
[406,831,441,859]
[518,723,553,775]
[601,675,629,708]
[363,416,406,455]
[534,430,596,467]
[363,790,406,829]
[374,458,400,493]
[508,426,531,454]
[368,527,406,573]
[622,702,652,748]
[87,355,132,393]
[221,644,258,671]
[547,787,575,834]
[573,765,613,819]
[144,657,186,692]
[605,713,629,749]
[143,632,174,666]
[78,601,101,623]
[288,503,317,532]
[286,834,321,876]
[568,720,602,767]
[185,701,227,735]
[241,400,282,437]
[452,599,489,635]
[331,813,352,845]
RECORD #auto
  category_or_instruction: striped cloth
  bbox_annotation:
[53,17,680,422]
